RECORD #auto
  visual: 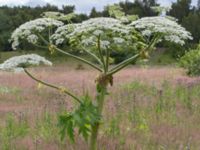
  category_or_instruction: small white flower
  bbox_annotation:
[51,17,134,49]
[10,18,64,50]
[81,36,96,46]
[101,40,110,49]
[27,34,38,44]
[141,30,152,37]
[113,37,125,44]
[130,16,193,45]
[0,54,52,72]
[93,30,104,36]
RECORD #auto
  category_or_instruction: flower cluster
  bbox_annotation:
[0,54,52,72]
[51,17,144,50]
[10,18,64,50]
[130,16,193,45]
[42,11,76,22]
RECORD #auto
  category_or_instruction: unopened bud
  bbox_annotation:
[48,44,56,55]
[140,50,149,59]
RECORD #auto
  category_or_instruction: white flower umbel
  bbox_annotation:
[130,16,193,45]
[51,17,144,51]
[0,54,52,72]
[10,18,64,50]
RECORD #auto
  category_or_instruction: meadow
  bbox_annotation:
[1,58,200,150]
[0,6,198,149]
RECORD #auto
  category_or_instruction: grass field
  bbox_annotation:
[1,62,200,150]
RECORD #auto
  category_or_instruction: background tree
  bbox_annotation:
[168,0,192,22]
[143,0,158,6]
[89,7,102,18]
[182,12,200,43]
[119,0,158,17]
[198,0,200,10]
[61,5,75,14]
[0,4,76,51]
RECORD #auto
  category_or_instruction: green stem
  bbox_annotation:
[80,45,103,66]
[24,69,82,104]
[108,54,140,76]
[107,35,160,76]
[89,84,107,150]
[37,33,49,45]
[147,34,161,52]
[37,34,102,72]
[48,26,53,43]
[54,46,102,72]
[97,36,106,72]
[32,43,48,49]
[105,48,109,72]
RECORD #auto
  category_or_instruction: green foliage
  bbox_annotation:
[0,86,21,95]
[107,4,139,23]
[0,114,29,150]
[41,11,76,23]
[108,4,125,19]
[0,4,84,51]
[182,12,200,43]
[0,0,161,51]
[110,50,136,64]
[168,0,192,23]
[126,81,157,96]
[58,94,100,142]
[34,112,58,141]
[104,117,121,137]
[167,0,200,42]
[89,7,102,18]
[179,44,200,75]
[119,0,158,17]
[165,42,186,58]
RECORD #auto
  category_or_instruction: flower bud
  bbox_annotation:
[140,50,149,59]
[48,44,56,55]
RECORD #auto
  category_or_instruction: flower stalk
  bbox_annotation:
[24,68,83,104]
[54,46,102,72]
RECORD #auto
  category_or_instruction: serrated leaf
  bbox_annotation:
[58,113,75,142]
[67,120,75,142]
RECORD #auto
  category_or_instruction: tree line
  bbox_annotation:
[0,0,199,51]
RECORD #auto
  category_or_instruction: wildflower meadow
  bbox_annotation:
[0,1,200,150]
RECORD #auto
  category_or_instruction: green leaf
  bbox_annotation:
[58,94,101,142]
[58,113,75,142]
[67,120,75,142]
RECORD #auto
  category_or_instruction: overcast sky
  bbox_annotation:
[0,0,198,14]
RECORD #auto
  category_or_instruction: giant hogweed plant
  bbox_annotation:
[6,13,192,149]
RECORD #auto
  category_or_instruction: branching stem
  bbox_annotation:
[24,68,83,104]
[80,45,103,66]
[54,46,102,72]
[97,36,106,72]
[108,54,140,75]
[37,34,103,72]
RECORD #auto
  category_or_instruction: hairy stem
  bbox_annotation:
[37,33,49,45]
[108,54,140,75]
[147,34,161,52]
[32,43,48,49]
[54,46,102,72]
[24,69,82,104]
[37,34,103,72]
[89,83,107,150]
[105,48,110,72]
[97,36,106,72]
[80,45,103,66]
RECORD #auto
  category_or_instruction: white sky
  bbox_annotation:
[0,0,198,14]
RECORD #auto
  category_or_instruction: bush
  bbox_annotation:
[179,44,200,76]
[165,43,186,59]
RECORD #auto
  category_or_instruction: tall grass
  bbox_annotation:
[1,67,200,149]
